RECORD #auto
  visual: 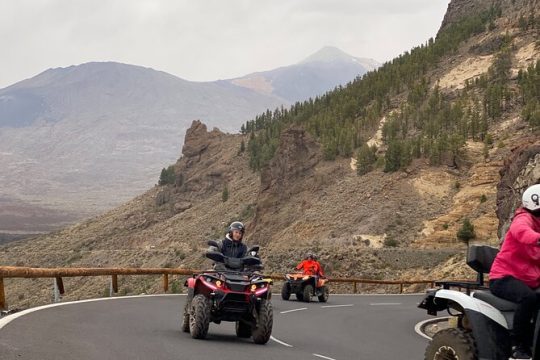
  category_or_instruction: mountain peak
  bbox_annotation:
[300,46,380,71]
[300,46,356,64]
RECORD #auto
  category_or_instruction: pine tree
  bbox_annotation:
[457,218,476,244]
[158,166,176,186]
[356,144,377,175]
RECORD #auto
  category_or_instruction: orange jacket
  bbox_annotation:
[296,259,324,276]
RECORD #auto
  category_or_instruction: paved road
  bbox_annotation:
[0,294,430,360]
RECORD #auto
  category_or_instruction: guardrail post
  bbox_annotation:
[55,277,65,295]
[353,281,357,294]
[53,278,62,303]
[0,277,6,310]
[163,274,169,293]
[109,275,118,297]
[399,283,403,294]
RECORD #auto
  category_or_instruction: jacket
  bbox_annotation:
[216,235,247,258]
[489,208,540,288]
[296,259,324,276]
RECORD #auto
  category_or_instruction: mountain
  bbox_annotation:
[0,48,378,234]
[229,46,380,102]
[1,0,539,308]
[0,62,286,232]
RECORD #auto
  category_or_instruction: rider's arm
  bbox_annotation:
[317,262,324,276]
[296,261,305,270]
[509,214,540,245]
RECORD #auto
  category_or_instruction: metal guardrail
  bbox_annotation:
[0,266,436,310]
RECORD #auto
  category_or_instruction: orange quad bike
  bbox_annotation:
[281,272,329,303]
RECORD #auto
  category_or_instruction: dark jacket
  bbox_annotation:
[216,235,247,258]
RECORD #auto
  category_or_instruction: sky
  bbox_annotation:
[0,0,450,88]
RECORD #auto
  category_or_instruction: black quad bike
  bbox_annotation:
[182,241,273,344]
[281,273,329,303]
[419,245,540,360]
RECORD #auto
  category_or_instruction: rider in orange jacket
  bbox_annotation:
[296,253,324,277]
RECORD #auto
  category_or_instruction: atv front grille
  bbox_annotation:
[227,283,248,292]
[221,293,249,313]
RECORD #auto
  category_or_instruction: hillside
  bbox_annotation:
[0,0,539,309]
[0,62,284,234]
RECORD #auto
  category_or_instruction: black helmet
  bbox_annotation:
[307,252,315,260]
[228,221,245,236]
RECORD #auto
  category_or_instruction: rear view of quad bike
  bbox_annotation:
[281,273,329,303]
[419,245,540,360]
[182,241,273,344]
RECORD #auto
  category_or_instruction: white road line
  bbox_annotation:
[270,335,293,347]
[321,304,354,308]
[280,307,308,314]
[313,353,337,360]
[369,302,402,306]
[0,294,184,331]
[414,317,450,341]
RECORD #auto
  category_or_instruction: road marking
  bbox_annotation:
[280,307,308,314]
[270,335,293,347]
[414,316,450,341]
[313,353,337,360]
[369,302,402,306]
[321,304,354,308]
[0,294,184,331]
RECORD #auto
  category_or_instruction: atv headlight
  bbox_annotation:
[302,276,310,280]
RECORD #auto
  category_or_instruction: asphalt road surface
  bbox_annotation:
[0,294,430,360]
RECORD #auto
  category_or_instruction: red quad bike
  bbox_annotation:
[182,241,273,344]
[281,272,329,303]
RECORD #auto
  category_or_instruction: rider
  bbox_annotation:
[296,252,324,277]
[489,184,540,359]
[213,221,248,258]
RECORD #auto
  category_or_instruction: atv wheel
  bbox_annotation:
[318,286,329,303]
[181,298,191,333]
[424,328,477,360]
[281,283,291,300]
[252,299,273,344]
[189,294,211,339]
[295,292,304,301]
[303,284,313,303]
[236,321,252,338]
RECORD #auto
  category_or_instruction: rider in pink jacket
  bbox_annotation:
[489,184,540,359]
[490,207,540,288]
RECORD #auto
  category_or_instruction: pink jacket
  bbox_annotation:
[490,208,540,288]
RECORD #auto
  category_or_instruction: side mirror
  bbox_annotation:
[206,251,225,263]
[207,240,219,248]
[248,245,260,253]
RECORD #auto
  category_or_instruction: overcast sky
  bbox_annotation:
[0,0,450,88]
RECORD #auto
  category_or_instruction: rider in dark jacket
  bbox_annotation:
[214,221,247,258]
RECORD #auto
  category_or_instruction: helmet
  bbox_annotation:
[307,252,315,260]
[228,221,245,239]
[522,184,540,212]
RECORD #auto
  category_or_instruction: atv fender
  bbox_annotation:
[186,277,196,289]
[435,289,508,328]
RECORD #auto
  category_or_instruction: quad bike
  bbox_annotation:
[281,272,329,303]
[419,245,540,360]
[182,241,273,344]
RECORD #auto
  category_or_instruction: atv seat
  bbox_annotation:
[472,290,518,312]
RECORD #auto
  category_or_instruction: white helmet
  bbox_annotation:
[522,184,540,211]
